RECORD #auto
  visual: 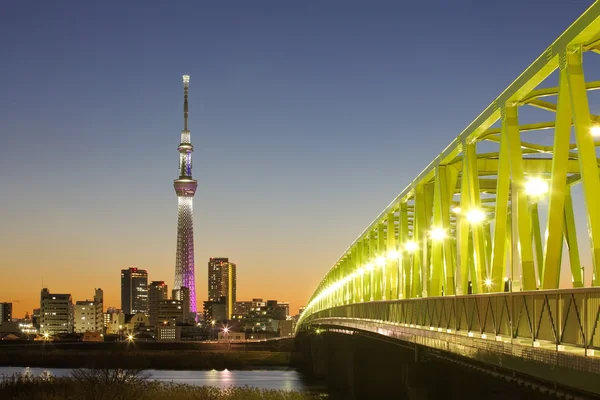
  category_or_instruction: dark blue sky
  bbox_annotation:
[0,0,594,315]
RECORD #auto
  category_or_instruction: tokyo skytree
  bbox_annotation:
[173,75,198,314]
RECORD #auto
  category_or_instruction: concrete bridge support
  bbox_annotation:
[295,331,591,400]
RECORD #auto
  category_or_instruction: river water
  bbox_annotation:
[0,367,325,392]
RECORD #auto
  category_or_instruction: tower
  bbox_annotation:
[174,75,198,314]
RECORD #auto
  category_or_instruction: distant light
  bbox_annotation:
[127,335,134,341]
[223,327,229,333]
[405,241,418,252]
[375,256,386,267]
[357,268,365,276]
[365,263,374,272]
[525,177,548,197]
[591,124,600,137]
[466,209,486,224]
[452,206,462,214]
[430,228,446,241]
[503,277,509,282]
[387,250,400,260]
[484,278,492,287]
[43,333,49,338]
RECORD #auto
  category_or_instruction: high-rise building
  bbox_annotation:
[173,75,198,315]
[40,288,73,335]
[208,258,237,319]
[0,303,12,323]
[149,281,168,326]
[121,267,148,315]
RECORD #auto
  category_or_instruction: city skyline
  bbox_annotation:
[0,1,595,318]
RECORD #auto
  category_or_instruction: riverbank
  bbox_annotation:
[0,348,297,370]
[0,369,327,400]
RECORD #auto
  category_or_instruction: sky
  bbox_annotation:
[0,0,596,318]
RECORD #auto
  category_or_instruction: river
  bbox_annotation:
[0,367,325,392]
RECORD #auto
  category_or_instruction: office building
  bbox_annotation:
[149,281,168,326]
[208,258,237,319]
[277,302,290,318]
[234,300,253,316]
[203,298,227,323]
[0,303,12,323]
[157,325,181,341]
[172,286,193,322]
[121,267,148,315]
[104,307,120,329]
[40,288,73,335]
[157,299,184,326]
[74,301,101,333]
[32,308,41,330]
[73,288,103,333]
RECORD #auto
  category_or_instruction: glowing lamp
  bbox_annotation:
[405,241,418,252]
[525,177,548,197]
[466,209,485,224]
[375,256,386,267]
[591,124,600,137]
[430,228,447,241]
[387,250,400,260]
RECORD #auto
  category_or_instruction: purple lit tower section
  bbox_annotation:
[173,75,198,315]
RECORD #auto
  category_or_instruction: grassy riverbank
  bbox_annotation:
[0,348,294,370]
[0,369,327,400]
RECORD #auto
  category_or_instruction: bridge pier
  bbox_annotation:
[295,330,589,399]
[296,331,432,399]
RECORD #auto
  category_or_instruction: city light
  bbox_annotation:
[429,228,446,241]
[484,278,492,287]
[525,177,548,197]
[405,241,418,252]
[43,333,49,339]
[223,327,229,334]
[387,250,400,260]
[466,208,486,224]
[375,256,386,267]
[591,124,600,137]
[127,334,134,341]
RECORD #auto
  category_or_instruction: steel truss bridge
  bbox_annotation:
[297,2,600,395]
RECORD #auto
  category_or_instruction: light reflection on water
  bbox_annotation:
[0,367,324,392]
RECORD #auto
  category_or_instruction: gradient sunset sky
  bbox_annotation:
[0,1,596,318]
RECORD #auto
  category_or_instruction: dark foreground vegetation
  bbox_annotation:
[0,368,327,400]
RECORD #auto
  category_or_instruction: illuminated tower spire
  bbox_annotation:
[173,74,198,315]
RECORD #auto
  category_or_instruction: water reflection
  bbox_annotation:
[0,367,324,392]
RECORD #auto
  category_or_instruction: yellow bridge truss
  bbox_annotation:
[299,2,600,328]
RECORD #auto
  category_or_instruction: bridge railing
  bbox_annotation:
[301,288,600,352]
